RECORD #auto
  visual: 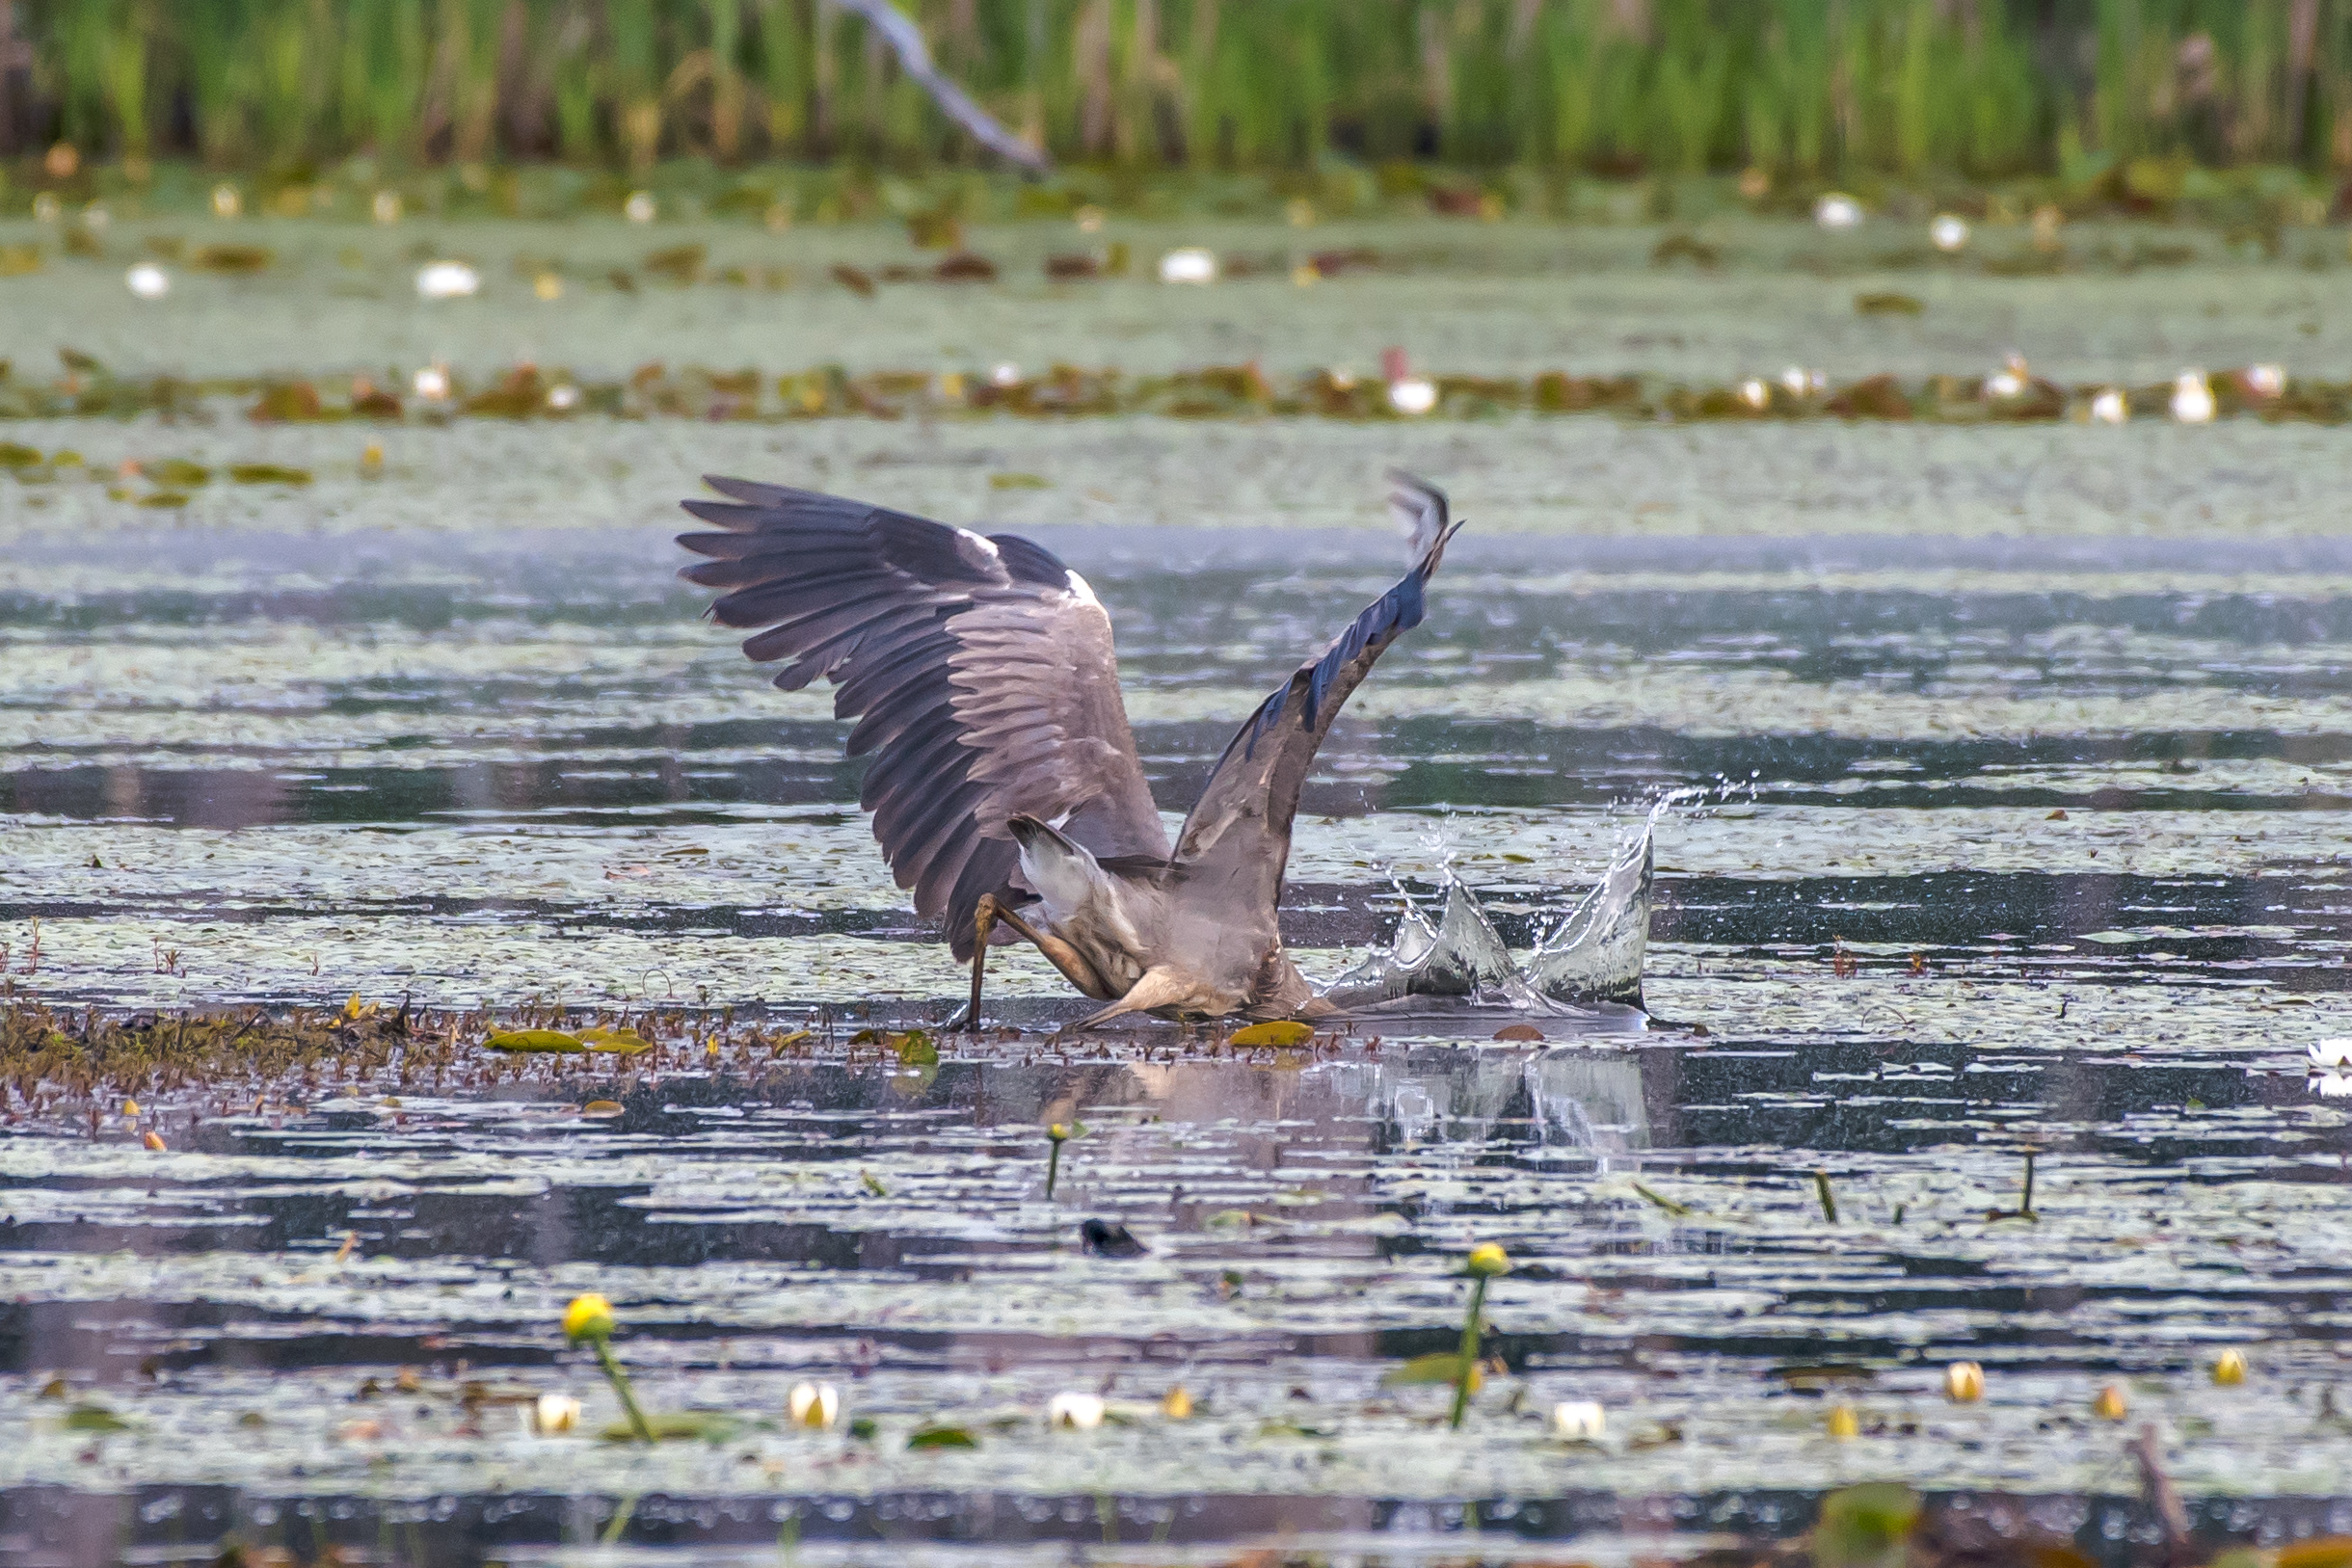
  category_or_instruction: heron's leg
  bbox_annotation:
[982,897,1117,1000]
[960,895,1002,1032]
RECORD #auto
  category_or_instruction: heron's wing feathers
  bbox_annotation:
[680,479,1166,958]
[1174,473,1460,904]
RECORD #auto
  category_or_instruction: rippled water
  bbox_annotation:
[4,412,2351,1564]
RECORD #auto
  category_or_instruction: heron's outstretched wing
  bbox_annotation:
[1172,471,1460,911]
[679,478,1166,958]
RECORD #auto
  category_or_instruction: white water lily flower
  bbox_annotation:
[2171,371,2215,424]
[546,383,580,412]
[1551,1399,1605,1439]
[412,364,450,402]
[1387,377,1437,415]
[533,1393,580,1434]
[415,260,480,300]
[1986,370,2025,400]
[1930,214,1969,252]
[2089,387,2127,424]
[788,1380,840,1428]
[1738,378,1770,412]
[125,262,170,300]
[990,362,1021,386]
[624,191,656,224]
[2245,363,2285,398]
[1158,247,1216,284]
[1813,193,1862,229]
[1047,1392,1106,1429]
[2311,1039,2352,1069]
[211,183,242,219]
[1780,366,1824,398]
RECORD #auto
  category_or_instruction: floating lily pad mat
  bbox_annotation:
[2,403,2351,1564]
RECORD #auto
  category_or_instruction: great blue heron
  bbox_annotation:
[678,472,1460,1028]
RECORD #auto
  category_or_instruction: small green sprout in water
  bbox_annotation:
[1813,1169,1838,1223]
[564,1292,654,1445]
[1044,1121,1085,1200]
[1450,1241,1510,1430]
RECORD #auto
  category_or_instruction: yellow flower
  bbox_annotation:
[1826,1403,1860,1440]
[2093,1384,2128,1421]
[562,1293,615,1342]
[1047,1123,1071,1142]
[1465,1242,1510,1278]
[1943,1362,1985,1402]
[2212,1348,2247,1386]
[1162,1385,1193,1421]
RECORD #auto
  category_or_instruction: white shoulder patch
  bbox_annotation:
[953,528,1004,571]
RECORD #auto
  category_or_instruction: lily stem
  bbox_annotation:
[593,1336,656,1444]
[1448,1274,1490,1430]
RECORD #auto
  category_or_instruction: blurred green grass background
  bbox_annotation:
[3,0,2352,204]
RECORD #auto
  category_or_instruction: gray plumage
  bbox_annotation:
[680,471,1460,1023]
[826,0,1052,173]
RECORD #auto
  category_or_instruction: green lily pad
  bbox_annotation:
[600,1410,742,1444]
[64,1404,131,1432]
[1380,1351,1478,1387]
[906,1424,977,1449]
[485,1028,585,1054]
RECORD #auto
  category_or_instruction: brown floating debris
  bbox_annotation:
[933,252,997,282]
[830,263,876,296]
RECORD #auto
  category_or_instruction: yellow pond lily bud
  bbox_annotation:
[1943,1362,1985,1403]
[1162,1385,1192,1420]
[1465,1242,1510,1278]
[2093,1384,2128,1421]
[534,1394,581,1434]
[1826,1403,1860,1440]
[562,1293,615,1342]
[2212,1348,2247,1386]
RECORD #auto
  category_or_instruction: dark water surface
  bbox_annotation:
[2,421,2350,1564]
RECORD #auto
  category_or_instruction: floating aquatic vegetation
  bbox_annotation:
[787,1380,840,1428]
[1323,824,1652,1015]
[1158,247,1216,283]
[1552,1399,1605,1440]
[2,354,2348,428]
[414,260,480,299]
[1045,1392,1104,1430]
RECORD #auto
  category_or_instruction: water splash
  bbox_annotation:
[1320,821,1655,1015]
[1522,828,1653,1007]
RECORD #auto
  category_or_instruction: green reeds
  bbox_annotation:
[6,1,2351,179]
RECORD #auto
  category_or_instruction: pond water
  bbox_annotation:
[3,365,2352,1557]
